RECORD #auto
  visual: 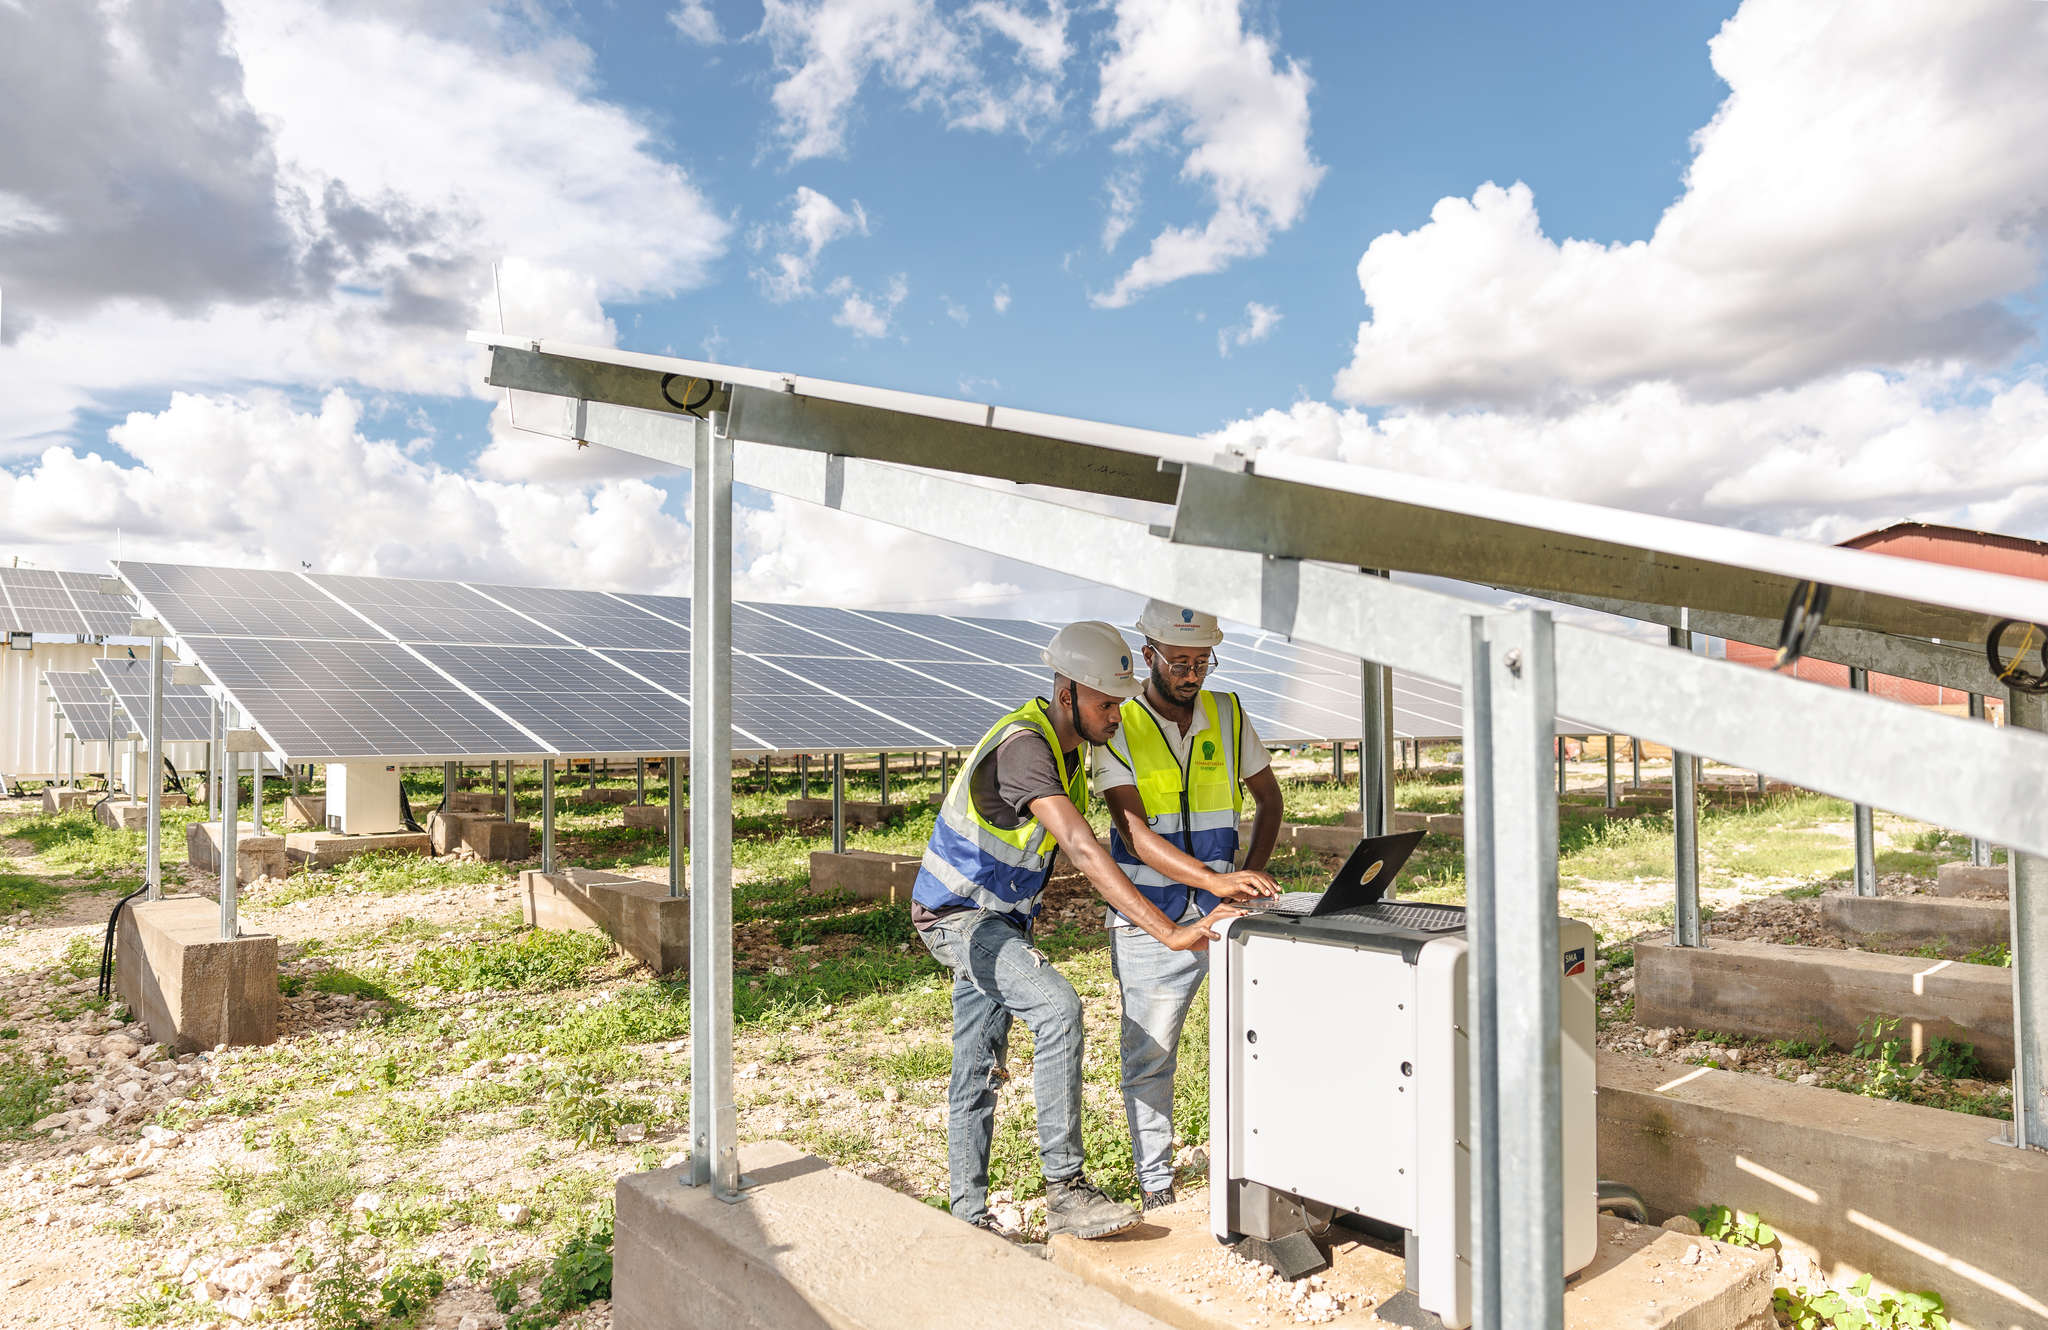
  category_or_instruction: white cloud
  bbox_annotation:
[1102,168,1141,252]
[1090,0,1323,308]
[992,283,1012,314]
[943,297,971,325]
[0,391,692,592]
[759,0,1069,161]
[1337,0,2048,409]
[0,0,729,447]
[831,274,909,338]
[750,186,868,302]
[1218,300,1280,356]
[669,0,722,44]
[1213,367,2048,545]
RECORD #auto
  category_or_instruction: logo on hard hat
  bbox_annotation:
[1181,609,1195,623]
[1119,654,1131,673]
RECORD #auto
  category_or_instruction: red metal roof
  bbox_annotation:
[1839,521,2048,582]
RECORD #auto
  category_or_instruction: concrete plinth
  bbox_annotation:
[575,787,635,805]
[280,794,326,826]
[1820,892,2009,952]
[784,797,905,829]
[1050,1190,1773,1330]
[115,895,277,1053]
[809,850,919,903]
[40,787,91,813]
[444,791,502,815]
[521,868,686,974]
[284,829,432,870]
[1599,1054,2048,1330]
[95,800,149,830]
[1636,937,2014,1074]
[1280,822,1362,855]
[615,1142,1175,1330]
[1935,862,2008,898]
[426,810,531,861]
[623,803,686,836]
[185,822,288,882]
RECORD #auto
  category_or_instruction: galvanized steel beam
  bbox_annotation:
[1671,629,1702,948]
[2009,692,2047,1151]
[1850,668,1877,897]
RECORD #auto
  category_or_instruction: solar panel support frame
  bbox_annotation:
[145,636,164,900]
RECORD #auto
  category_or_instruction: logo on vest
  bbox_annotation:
[1201,739,1216,761]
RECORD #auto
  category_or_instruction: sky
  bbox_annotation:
[2,0,2046,620]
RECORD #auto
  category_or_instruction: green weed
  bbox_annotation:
[408,929,614,994]
[1774,1275,1949,1330]
[1691,1203,1775,1249]
[377,1257,447,1322]
[0,1054,60,1136]
[1922,1037,1982,1081]
[876,1041,951,1082]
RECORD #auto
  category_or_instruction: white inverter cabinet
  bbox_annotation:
[326,762,403,835]
[1210,904,1598,1328]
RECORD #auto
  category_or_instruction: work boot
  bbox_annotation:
[1044,1176,1140,1239]
[1142,1186,1176,1211]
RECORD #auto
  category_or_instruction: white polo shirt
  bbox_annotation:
[1092,688,1271,798]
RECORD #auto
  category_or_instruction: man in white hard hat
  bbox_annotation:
[1094,599,1285,1210]
[911,619,1243,1241]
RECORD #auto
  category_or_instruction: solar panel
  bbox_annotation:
[197,638,539,760]
[855,611,1050,665]
[963,616,1054,648]
[464,584,687,650]
[311,574,558,646]
[45,670,118,743]
[122,564,382,641]
[732,604,859,657]
[727,654,939,750]
[755,604,980,662]
[0,568,129,636]
[94,658,215,744]
[412,645,692,754]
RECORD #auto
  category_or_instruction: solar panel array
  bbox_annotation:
[0,568,136,638]
[44,670,118,744]
[116,561,1580,764]
[94,658,215,743]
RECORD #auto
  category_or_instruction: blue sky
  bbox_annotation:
[2,0,2045,611]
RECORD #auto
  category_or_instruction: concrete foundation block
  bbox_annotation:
[809,850,920,904]
[1391,809,1431,833]
[615,1142,1175,1330]
[1424,812,1464,837]
[115,895,277,1053]
[1050,1190,1773,1330]
[623,803,685,836]
[184,822,288,882]
[521,868,686,974]
[1820,893,2009,952]
[1635,937,2014,1074]
[574,786,636,805]
[784,797,906,829]
[444,791,503,815]
[280,794,326,826]
[1279,822,1362,855]
[1935,862,2009,898]
[95,800,150,831]
[426,810,530,861]
[40,787,91,813]
[283,830,432,870]
[1599,1054,2048,1330]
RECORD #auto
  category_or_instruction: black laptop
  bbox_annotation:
[1241,829,1428,918]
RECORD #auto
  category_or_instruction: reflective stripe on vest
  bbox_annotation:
[911,698,1086,924]
[1105,690,1244,923]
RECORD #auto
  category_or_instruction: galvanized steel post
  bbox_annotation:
[636,756,647,805]
[443,761,458,812]
[251,749,263,835]
[667,752,684,899]
[832,754,847,854]
[879,751,889,805]
[2007,690,2047,1151]
[1360,659,1390,837]
[1849,667,1877,897]
[1671,627,1702,947]
[1970,693,1993,867]
[689,408,740,1199]
[1555,736,1566,796]
[220,744,238,940]
[541,760,556,873]
[1604,736,1617,809]
[1630,736,1640,789]
[207,698,220,816]
[504,760,515,823]
[798,752,809,799]
[1463,608,1565,1330]
[145,634,164,901]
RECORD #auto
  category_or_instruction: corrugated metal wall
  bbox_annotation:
[2,644,212,782]
[2,642,113,778]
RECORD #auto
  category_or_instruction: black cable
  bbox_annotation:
[659,373,715,418]
[1987,619,2048,694]
[1772,581,1831,670]
[98,884,149,1001]
[398,784,424,835]
[162,756,189,799]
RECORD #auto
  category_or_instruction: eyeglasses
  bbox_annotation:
[1152,652,1218,679]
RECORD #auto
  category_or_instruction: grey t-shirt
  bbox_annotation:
[912,727,1078,931]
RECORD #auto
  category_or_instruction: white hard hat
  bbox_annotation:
[1042,620,1144,699]
[1134,599,1224,649]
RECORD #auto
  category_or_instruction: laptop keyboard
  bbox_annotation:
[1350,901,1466,932]
[1241,892,1321,915]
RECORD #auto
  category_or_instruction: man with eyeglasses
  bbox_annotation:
[1092,600,1285,1210]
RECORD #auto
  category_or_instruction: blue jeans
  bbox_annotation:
[1109,910,1209,1194]
[919,910,1086,1222]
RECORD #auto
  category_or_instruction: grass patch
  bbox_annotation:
[0,1054,61,1136]
[267,850,507,907]
[407,928,614,994]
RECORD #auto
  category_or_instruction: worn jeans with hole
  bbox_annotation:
[919,909,1085,1222]
[1109,904,1209,1194]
